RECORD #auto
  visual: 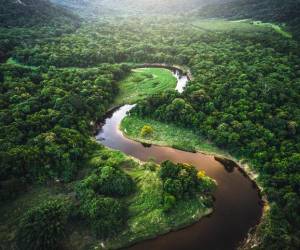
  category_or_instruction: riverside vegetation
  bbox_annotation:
[1,0,300,249]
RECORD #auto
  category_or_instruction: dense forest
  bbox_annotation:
[1,0,300,249]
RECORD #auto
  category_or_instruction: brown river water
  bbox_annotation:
[95,69,263,250]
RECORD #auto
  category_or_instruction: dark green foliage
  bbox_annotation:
[75,159,134,238]
[79,165,135,197]
[16,198,70,250]
[1,6,300,248]
[159,160,180,180]
[163,178,183,198]
[159,161,211,200]
[0,64,130,182]
[79,196,127,238]
[129,18,300,248]
[0,177,26,201]
[0,0,80,28]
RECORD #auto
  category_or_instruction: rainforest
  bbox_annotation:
[0,0,300,249]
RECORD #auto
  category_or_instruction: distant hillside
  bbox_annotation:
[0,0,80,27]
[199,0,300,38]
[52,0,231,16]
[51,0,116,16]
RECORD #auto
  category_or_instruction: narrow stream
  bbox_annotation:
[95,69,263,250]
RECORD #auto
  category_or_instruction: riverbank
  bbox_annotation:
[120,114,266,193]
[120,115,229,156]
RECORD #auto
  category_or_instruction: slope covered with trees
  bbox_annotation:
[199,0,300,39]
[0,0,80,64]
[0,0,80,28]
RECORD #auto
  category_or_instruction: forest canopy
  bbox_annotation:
[1,0,300,249]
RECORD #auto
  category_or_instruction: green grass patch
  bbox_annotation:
[251,21,292,38]
[191,19,291,39]
[114,68,177,106]
[5,57,38,70]
[121,115,227,156]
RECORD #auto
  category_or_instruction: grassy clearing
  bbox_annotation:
[251,21,292,38]
[121,115,227,156]
[5,57,38,70]
[191,19,291,38]
[192,19,266,33]
[114,68,177,106]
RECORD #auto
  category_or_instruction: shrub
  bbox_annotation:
[159,160,180,180]
[96,166,135,196]
[162,193,176,212]
[140,125,154,137]
[80,165,135,197]
[80,197,127,238]
[164,178,183,198]
[16,198,71,250]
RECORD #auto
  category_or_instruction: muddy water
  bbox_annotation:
[95,69,263,250]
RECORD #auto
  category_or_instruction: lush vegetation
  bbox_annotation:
[1,0,300,249]
[103,160,215,249]
[0,63,130,184]
[127,21,300,249]
[16,198,71,250]
[114,67,177,105]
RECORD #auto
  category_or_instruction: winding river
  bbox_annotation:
[95,69,263,250]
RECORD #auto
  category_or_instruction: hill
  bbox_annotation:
[0,0,81,63]
[0,0,80,27]
[52,0,231,15]
[199,0,300,38]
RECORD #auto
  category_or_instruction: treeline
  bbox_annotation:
[0,63,130,188]
[12,17,292,68]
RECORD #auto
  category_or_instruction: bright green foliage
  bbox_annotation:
[140,125,154,137]
[121,115,223,154]
[162,193,176,212]
[16,198,71,250]
[159,161,215,201]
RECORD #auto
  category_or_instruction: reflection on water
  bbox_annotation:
[174,69,188,93]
